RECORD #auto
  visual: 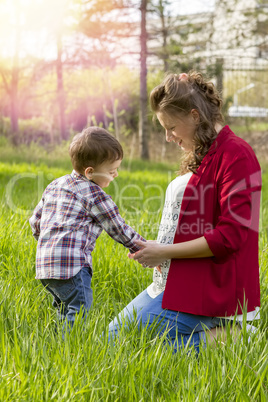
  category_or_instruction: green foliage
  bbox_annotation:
[168,38,183,55]
[0,116,59,146]
[0,65,140,143]
[224,70,268,109]
[63,66,140,136]
[0,137,73,170]
[0,154,267,400]
[222,95,233,120]
[230,122,268,134]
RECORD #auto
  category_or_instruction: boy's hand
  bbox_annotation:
[128,240,166,270]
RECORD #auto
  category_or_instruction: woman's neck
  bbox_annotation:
[215,123,223,135]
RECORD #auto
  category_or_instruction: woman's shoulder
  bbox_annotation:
[215,125,259,165]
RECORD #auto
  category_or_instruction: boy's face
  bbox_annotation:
[85,159,122,188]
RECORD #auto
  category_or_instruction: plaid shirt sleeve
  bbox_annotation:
[29,197,44,240]
[90,190,146,253]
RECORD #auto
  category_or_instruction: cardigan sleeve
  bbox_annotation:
[204,153,261,258]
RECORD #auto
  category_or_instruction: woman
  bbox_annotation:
[108,71,262,352]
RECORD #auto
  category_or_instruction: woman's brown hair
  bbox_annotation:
[150,71,224,174]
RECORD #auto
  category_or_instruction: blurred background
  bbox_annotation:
[0,0,267,163]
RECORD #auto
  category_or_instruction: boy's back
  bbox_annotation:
[30,170,143,280]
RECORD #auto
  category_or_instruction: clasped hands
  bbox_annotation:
[128,240,168,273]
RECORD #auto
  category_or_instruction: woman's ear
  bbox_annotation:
[191,109,200,124]
[84,167,94,179]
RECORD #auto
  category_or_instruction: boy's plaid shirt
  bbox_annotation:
[29,170,145,279]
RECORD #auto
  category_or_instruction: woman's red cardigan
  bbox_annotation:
[162,125,262,317]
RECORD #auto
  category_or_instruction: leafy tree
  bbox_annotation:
[78,0,150,159]
[148,0,182,72]
[0,2,23,135]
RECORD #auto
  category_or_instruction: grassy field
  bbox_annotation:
[0,146,267,401]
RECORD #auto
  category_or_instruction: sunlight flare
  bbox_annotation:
[0,0,69,58]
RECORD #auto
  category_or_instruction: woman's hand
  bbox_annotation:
[128,240,167,269]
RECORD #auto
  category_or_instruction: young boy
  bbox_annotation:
[29,126,145,330]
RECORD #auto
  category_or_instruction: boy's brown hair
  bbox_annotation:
[69,127,123,174]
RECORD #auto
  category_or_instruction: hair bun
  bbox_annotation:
[189,71,221,106]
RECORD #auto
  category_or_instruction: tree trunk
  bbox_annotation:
[139,0,149,160]
[11,63,19,134]
[215,58,224,96]
[56,33,68,141]
[106,72,120,140]
[10,21,20,135]
[159,0,169,72]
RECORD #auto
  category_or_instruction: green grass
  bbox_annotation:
[0,149,267,401]
[230,121,268,134]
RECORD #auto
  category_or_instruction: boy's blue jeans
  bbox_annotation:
[108,290,226,353]
[40,266,93,330]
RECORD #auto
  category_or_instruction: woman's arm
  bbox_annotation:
[129,237,214,268]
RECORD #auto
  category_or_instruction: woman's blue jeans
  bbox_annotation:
[108,289,225,353]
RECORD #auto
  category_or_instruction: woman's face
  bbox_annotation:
[157,111,198,152]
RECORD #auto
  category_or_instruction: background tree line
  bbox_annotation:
[0,0,267,160]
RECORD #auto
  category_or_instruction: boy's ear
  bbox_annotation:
[84,167,94,178]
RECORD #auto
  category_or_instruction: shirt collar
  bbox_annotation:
[71,170,87,181]
[207,125,232,156]
[71,170,101,187]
